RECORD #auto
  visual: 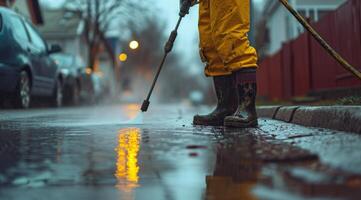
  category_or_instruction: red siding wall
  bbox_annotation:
[258,58,270,98]
[258,0,361,100]
[292,33,311,96]
[281,42,294,99]
[310,12,338,90]
[268,52,283,100]
[333,0,361,86]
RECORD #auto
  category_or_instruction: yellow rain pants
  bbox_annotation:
[198,0,258,76]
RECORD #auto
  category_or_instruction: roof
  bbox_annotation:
[37,9,83,39]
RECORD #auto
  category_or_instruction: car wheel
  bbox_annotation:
[13,71,31,109]
[51,79,63,107]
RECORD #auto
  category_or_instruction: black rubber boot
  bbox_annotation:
[193,75,237,126]
[224,68,258,128]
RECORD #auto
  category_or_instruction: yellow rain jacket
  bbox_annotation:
[198,0,258,76]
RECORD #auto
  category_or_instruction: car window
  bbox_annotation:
[8,15,29,42]
[24,22,47,52]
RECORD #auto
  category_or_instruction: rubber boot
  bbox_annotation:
[224,68,258,128]
[193,75,237,126]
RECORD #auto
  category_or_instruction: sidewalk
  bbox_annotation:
[1,104,361,199]
[258,106,361,134]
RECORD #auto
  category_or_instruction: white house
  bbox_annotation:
[37,9,88,66]
[262,0,346,55]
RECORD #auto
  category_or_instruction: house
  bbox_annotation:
[37,9,88,67]
[261,0,346,56]
[0,0,43,25]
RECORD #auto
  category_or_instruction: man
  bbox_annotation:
[193,0,258,128]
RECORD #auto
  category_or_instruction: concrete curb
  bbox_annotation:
[256,106,281,118]
[275,106,299,123]
[257,106,361,134]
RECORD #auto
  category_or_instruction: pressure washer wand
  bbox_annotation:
[141,1,193,112]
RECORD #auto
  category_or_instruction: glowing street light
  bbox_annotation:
[129,40,139,50]
[119,53,128,62]
[85,68,92,75]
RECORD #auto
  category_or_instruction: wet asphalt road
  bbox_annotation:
[0,104,361,200]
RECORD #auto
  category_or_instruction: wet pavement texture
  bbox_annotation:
[0,104,361,200]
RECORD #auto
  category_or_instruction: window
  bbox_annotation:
[24,22,47,52]
[8,15,29,42]
[309,10,316,22]
[298,9,307,19]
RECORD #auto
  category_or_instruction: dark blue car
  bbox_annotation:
[0,7,63,109]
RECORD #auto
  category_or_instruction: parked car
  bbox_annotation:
[0,7,63,108]
[51,53,85,105]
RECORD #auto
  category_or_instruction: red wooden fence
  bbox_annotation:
[258,0,361,100]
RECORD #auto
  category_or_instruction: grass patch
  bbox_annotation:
[337,96,361,105]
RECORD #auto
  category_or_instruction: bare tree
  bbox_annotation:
[119,16,210,103]
[64,0,146,70]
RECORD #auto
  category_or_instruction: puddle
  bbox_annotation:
[287,167,336,184]
[115,128,141,191]
[189,152,199,157]
[186,145,207,149]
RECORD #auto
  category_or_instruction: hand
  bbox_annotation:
[190,0,198,6]
[179,0,198,16]
[180,0,198,7]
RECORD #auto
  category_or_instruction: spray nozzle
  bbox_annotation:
[141,100,150,112]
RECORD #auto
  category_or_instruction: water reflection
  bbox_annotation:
[206,131,261,200]
[115,128,141,192]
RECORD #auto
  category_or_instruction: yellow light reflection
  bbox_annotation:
[115,128,141,192]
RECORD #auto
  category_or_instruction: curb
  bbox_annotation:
[256,106,281,118]
[275,106,299,123]
[257,106,361,134]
